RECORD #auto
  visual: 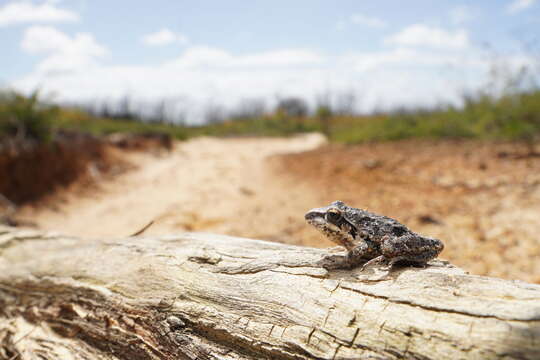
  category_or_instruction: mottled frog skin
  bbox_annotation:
[305,201,444,270]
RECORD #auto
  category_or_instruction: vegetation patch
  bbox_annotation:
[330,90,540,146]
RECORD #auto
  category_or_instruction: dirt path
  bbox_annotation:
[21,134,329,245]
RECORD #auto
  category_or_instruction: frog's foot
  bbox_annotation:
[360,255,388,272]
[386,254,433,268]
[316,252,351,270]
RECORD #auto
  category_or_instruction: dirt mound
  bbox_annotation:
[0,133,109,205]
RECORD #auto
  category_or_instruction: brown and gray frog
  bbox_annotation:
[305,201,444,270]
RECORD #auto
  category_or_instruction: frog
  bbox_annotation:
[305,201,444,270]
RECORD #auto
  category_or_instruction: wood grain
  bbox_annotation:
[0,226,539,359]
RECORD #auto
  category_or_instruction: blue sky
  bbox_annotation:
[1,0,539,121]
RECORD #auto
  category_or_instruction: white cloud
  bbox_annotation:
[507,0,537,13]
[239,49,323,66]
[349,14,387,28]
[338,47,496,83]
[0,1,79,27]
[170,46,231,67]
[169,46,323,68]
[21,25,107,73]
[384,24,469,49]
[342,48,435,72]
[450,5,474,24]
[11,43,535,122]
[141,28,189,46]
[336,13,387,30]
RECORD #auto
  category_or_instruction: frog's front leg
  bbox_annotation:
[380,234,444,267]
[318,241,373,270]
[346,241,377,268]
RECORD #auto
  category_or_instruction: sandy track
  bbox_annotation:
[22,134,329,244]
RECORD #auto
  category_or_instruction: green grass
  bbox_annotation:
[188,114,322,137]
[329,90,540,143]
[2,89,540,145]
[0,91,58,142]
[48,105,324,140]
[52,108,190,140]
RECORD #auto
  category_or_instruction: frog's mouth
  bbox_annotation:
[305,209,357,234]
[304,209,334,229]
[304,211,330,227]
[305,210,358,249]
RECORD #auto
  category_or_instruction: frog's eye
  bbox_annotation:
[325,209,341,223]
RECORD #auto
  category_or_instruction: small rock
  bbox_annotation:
[418,215,442,225]
[362,159,383,170]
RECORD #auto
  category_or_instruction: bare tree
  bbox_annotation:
[315,91,333,136]
[203,102,226,124]
[229,98,266,120]
[117,95,135,121]
[334,89,359,116]
[275,96,309,117]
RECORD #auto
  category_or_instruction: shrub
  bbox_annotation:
[0,91,57,142]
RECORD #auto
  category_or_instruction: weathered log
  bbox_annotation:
[0,226,539,360]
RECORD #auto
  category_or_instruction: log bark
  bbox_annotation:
[0,226,539,360]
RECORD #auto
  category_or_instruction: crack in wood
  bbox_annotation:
[306,328,316,345]
[349,328,360,346]
[322,306,334,328]
[331,344,342,360]
[377,321,386,336]
[339,284,540,322]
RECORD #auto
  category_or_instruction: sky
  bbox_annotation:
[1,0,539,122]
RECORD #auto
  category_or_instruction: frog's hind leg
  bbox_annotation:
[386,254,434,268]
[381,235,443,267]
